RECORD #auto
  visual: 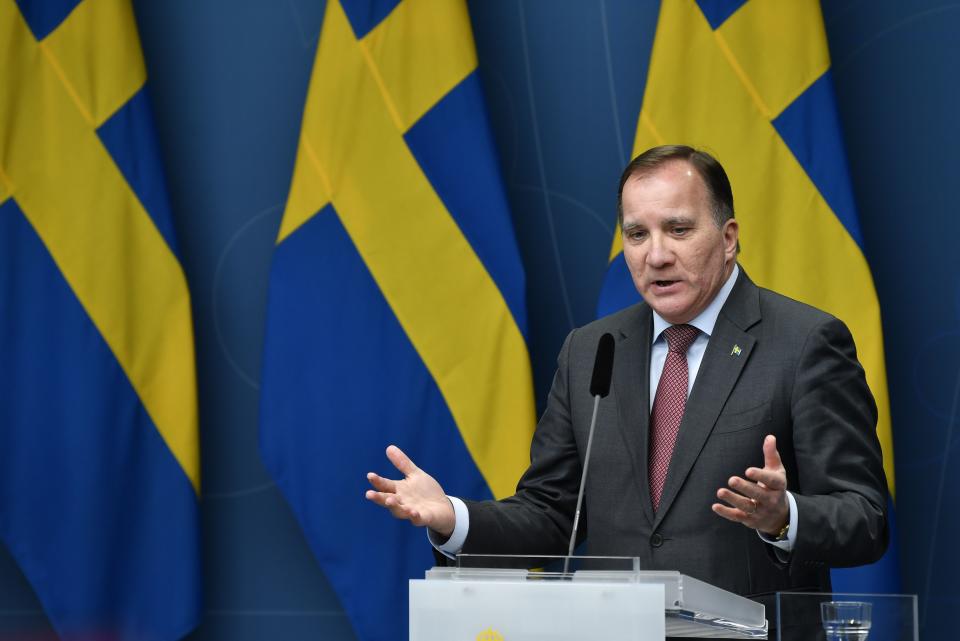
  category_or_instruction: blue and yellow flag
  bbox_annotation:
[0,1,201,639]
[258,1,535,639]
[598,0,899,591]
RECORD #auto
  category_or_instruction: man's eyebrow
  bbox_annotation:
[663,216,696,226]
[621,221,645,232]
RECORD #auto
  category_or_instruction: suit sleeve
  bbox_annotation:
[461,329,585,555]
[788,316,889,567]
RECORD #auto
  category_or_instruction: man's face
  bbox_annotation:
[620,161,739,324]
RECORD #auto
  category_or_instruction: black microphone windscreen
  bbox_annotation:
[589,333,615,398]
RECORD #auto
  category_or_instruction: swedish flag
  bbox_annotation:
[0,1,201,639]
[258,1,535,639]
[598,0,899,592]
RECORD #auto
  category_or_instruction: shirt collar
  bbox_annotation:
[652,263,740,343]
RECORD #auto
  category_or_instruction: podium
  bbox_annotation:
[409,556,768,640]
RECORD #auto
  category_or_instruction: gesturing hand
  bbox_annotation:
[712,434,789,536]
[365,445,456,538]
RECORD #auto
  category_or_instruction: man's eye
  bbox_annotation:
[628,231,647,241]
[672,227,690,236]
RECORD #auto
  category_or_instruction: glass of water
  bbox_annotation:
[821,601,872,641]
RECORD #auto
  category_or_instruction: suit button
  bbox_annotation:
[650,533,663,547]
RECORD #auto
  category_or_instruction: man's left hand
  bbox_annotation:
[712,434,789,536]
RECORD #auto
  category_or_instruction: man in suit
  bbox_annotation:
[366,145,888,599]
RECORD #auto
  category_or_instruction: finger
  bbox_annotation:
[383,494,415,518]
[712,502,751,524]
[762,434,783,470]
[727,476,762,501]
[745,467,786,491]
[366,472,398,494]
[365,489,393,508]
[717,487,757,514]
[367,489,422,523]
[386,445,419,477]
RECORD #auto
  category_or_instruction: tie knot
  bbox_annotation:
[663,324,699,354]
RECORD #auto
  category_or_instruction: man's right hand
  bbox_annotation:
[365,445,456,538]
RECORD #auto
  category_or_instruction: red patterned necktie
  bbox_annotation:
[649,324,700,512]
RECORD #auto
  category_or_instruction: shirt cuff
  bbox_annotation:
[427,496,469,559]
[757,491,798,553]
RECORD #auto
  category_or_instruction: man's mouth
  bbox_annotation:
[653,280,678,287]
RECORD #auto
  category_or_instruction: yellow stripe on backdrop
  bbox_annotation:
[276,0,534,499]
[362,0,477,131]
[41,0,146,127]
[716,0,829,118]
[277,0,476,243]
[631,0,893,492]
[0,0,199,491]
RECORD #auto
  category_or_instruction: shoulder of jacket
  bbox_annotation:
[576,302,647,338]
[756,286,838,328]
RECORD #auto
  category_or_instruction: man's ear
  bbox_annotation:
[723,218,740,257]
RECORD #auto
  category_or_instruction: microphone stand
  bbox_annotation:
[562,392,602,577]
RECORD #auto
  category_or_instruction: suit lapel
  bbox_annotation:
[653,270,762,528]
[612,305,655,527]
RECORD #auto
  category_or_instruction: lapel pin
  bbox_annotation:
[730,344,742,356]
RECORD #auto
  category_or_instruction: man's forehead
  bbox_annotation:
[628,159,700,185]
[623,162,709,209]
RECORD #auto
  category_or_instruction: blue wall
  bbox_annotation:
[1,1,957,639]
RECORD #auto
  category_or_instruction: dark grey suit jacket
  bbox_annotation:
[462,268,888,598]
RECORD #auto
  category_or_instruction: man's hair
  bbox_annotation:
[616,145,735,229]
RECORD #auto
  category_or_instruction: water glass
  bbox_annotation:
[821,600,872,641]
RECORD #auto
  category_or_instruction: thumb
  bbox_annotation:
[386,445,419,477]
[762,434,783,470]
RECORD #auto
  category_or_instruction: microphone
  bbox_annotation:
[564,333,615,575]
[589,332,615,397]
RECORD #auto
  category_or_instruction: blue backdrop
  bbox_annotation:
[1,1,957,639]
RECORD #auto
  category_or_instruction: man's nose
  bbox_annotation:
[646,235,673,267]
